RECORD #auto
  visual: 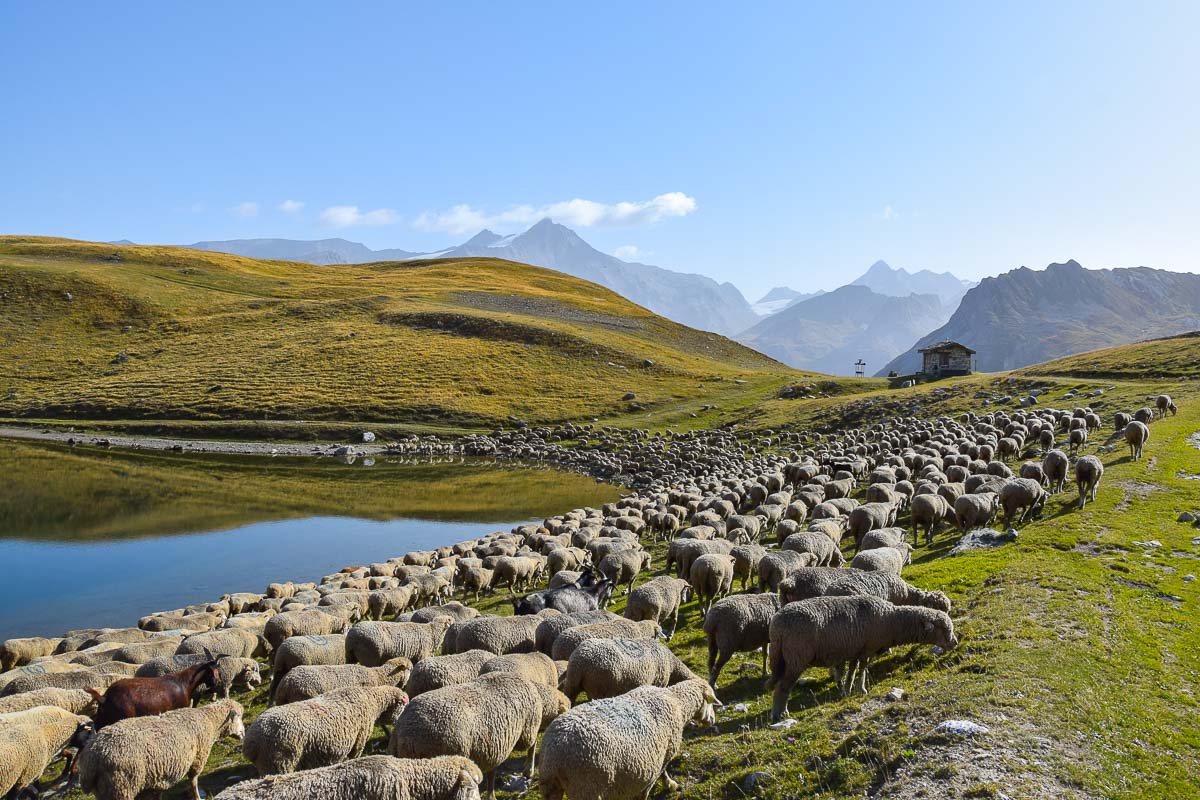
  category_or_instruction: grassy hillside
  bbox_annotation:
[0,237,807,429]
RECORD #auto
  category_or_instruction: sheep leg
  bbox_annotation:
[486,768,497,800]
[856,660,871,695]
[770,668,800,722]
[189,773,202,800]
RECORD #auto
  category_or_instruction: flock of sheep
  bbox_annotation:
[0,391,1179,800]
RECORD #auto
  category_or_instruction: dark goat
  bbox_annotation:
[512,578,614,615]
[86,657,219,729]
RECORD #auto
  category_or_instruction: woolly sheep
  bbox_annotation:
[405,650,495,697]
[269,634,346,700]
[0,637,62,671]
[78,699,244,800]
[243,686,408,775]
[1156,393,1177,417]
[818,570,952,612]
[598,549,653,594]
[702,592,779,687]
[177,627,268,660]
[389,673,569,799]
[412,603,479,625]
[847,501,900,548]
[1124,420,1149,460]
[954,492,1000,532]
[665,538,734,579]
[559,638,700,702]
[213,755,483,800]
[346,617,454,666]
[856,527,908,553]
[274,657,412,705]
[1000,477,1046,525]
[688,553,736,614]
[490,556,544,593]
[1076,455,1104,509]
[454,611,558,656]
[1,666,124,697]
[265,608,358,651]
[730,544,768,590]
[136,655,262,698]
[808,517,848,545]
[538,680,718,800]
[849,545,911,574]
[478,652,560,688]
[368,587,417,620]
[550,618,662,661]
[0,686,98,716]
[768,597,958,719]
[757,550,817,593]
[1042,448,1070,493]
[0,705,93,798]
[534,610,620,655]
[782,531,845,567]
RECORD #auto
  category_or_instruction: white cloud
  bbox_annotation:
[318,205,398,228]
[414,192,698,235]
[614,245,642,260]
[279,200,305,213]
[232,201,259,218]
[882,204,897,221]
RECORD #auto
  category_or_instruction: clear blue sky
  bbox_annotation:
[3,1,1197,300]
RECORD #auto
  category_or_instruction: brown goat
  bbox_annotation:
[87,658,219,729]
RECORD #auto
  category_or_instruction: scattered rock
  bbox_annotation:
[499,775,530,792]
[360,431,376,443]
[1184,575,1196,583]
[63,291,73,301]
[742,772,773,792]
[885,687,906,702]
[1132,540,1163,549]
[933,720,990,736]
[622,392,636,401]
[1179,511,1197,523]
[732,703,750,713]
[951,528,1017,554]
[768,718,798,730]
[333,445,356,456]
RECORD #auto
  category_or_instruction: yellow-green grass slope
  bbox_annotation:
[0,237,815,430]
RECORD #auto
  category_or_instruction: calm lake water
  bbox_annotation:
[0,440,619,641]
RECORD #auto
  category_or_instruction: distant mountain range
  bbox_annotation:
[880,260,1200,375]
[189,237,421,265]
[851,260,974,305]
[189,221,758,336]
[751,287,824,316]
[737,284,951,375]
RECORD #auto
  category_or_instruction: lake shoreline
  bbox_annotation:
[0,425,397,458]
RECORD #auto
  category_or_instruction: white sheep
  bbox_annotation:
[243,685,409,775]
[345,617,454,666]
[78,699,244,800]
[1,705,94,798]
[213,755,483,800]
[273,657,412,705]
[537,679,718,800]
[558,637,701,702]
[389,672,569,799]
